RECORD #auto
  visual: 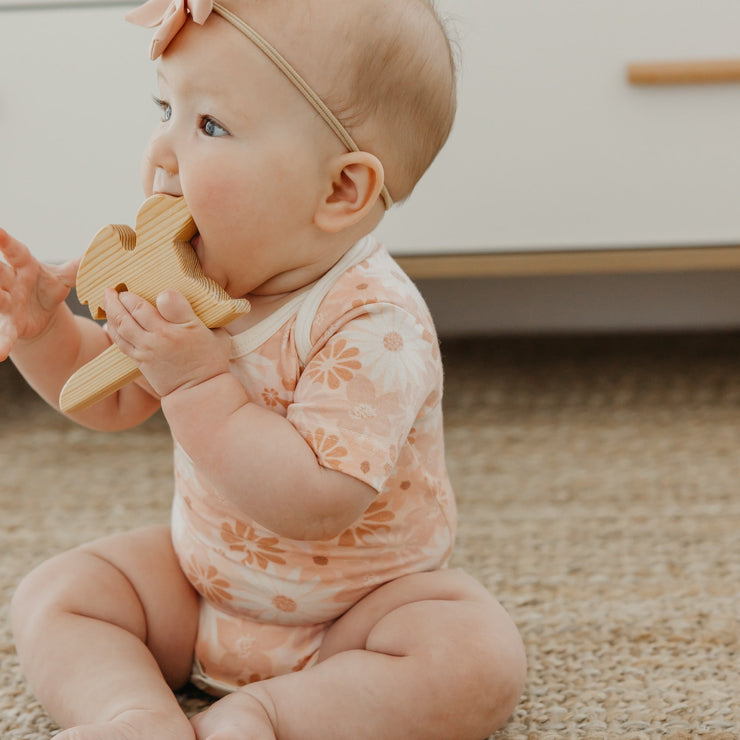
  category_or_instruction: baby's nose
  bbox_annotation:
[152,167,182,197]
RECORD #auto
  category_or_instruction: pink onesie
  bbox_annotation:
[170,236,457,694]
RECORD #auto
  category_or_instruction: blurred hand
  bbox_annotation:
[0,229,80,361]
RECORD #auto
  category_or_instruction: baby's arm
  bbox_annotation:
[104,287,376,540]
[166,375,376,540]
[0,230,160,430]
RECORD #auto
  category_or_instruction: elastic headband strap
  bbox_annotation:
[212,2,393,210]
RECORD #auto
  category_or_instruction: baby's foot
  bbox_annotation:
[54,707,195,740]
[190,689,277,740]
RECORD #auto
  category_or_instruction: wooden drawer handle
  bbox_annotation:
[627,58,740,85]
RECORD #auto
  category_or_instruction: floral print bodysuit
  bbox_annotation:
[171,236,457,694]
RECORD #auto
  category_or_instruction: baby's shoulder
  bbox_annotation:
[299,241,440,366]
[326,242,430,322]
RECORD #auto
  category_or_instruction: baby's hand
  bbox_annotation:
[104,288,232,397]
[0,230,79,361]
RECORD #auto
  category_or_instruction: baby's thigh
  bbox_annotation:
[320,569,526,732]
[13,525,199,687]
[78,525,200,684]
[320,568,508,657]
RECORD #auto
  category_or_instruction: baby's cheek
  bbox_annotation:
[190,172,241,219]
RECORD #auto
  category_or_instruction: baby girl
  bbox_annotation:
[1,1,526,738]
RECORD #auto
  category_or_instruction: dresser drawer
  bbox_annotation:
[377,0,740,256]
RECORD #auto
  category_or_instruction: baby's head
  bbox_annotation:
[132,0,456,296]
[337,0,458,202]
[271,0,459,203]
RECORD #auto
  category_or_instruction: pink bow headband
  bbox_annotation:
[126,0,393,209]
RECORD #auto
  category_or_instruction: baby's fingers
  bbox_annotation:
[36,257,79,312]
[155,290,197,325]
[0,263,17,359]
[0,228,32,268]
[0,229,77,311]
[50,256,81,289]
[0,314,19,361]
[1,229,79,285]
[0,257,13,293]
[104,289,149,335]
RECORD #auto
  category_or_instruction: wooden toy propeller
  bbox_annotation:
[59,194,250,413]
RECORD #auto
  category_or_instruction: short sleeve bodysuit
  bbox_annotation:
[170,236,457,693]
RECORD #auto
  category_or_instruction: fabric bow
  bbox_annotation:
[126,0,215,60]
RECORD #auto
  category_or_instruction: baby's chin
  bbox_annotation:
[189,232,206,271]
[189,233,217,283]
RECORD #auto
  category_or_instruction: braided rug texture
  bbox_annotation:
[1,333,739,739]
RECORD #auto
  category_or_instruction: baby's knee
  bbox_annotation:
[11,546,146,645]
[428,571,527,703]
[10,553,69,645]
[452,599,527,727]
[483,614,527,725]
[416,597,527,736]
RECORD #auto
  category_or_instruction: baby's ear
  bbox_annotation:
[314,152,386,233]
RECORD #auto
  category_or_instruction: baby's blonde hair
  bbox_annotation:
[327,0,458,202]
[220,0,457,204]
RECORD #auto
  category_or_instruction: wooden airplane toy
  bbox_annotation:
[59,194,250,413]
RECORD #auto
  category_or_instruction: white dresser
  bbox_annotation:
[379,0,740,258]
[2,1,740,331]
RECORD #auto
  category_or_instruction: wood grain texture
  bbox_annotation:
[59,194,249,413]
[627,58,740,85]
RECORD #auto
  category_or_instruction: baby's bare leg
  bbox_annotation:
[191,569,526,740]
[11,526,199,740]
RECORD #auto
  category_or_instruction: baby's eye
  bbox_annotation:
[201,117,229,137]
[152,96,172,122]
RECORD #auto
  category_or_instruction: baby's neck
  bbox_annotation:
[225,227,377,333]
[225,288,309,333]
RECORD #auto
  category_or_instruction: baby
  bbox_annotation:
[1,1,526,739]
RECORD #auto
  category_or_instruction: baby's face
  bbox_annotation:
[141,14,345,298]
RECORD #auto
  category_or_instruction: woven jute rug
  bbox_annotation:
[2,333,739,739]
